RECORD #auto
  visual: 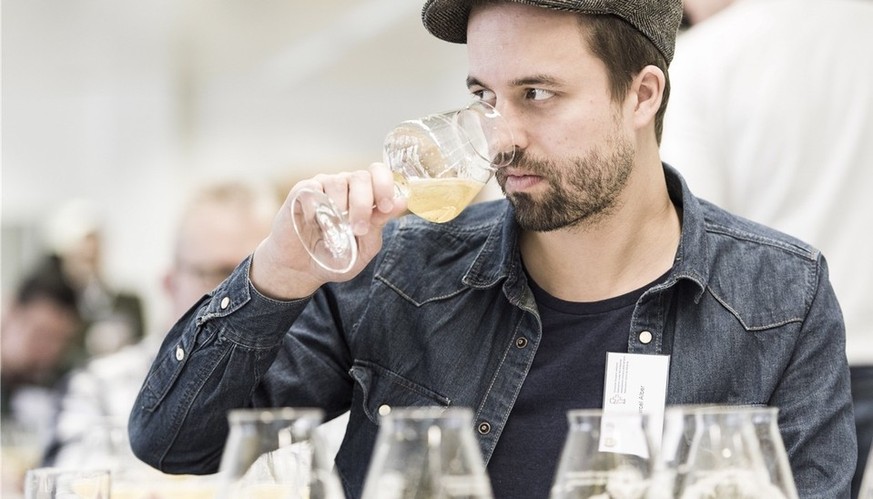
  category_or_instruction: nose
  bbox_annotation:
[494,102,527,155]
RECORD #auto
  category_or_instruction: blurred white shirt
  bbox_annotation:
[661,0,873,364]
[50,334,349,471]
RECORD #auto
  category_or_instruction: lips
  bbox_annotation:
[498,168,543,193]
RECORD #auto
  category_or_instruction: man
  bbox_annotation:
[660,1,873,496]
[129,1,855,497]
[44,199,146,360]
[1,263,81,402]
[1,260,81,495]
[43,180,277,469]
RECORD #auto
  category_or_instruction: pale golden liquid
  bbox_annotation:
[111,477,218,499]
[403,177,485,223]
[225,483,308,499]
[67,475,110,498]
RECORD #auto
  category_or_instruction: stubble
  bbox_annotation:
[497,131,635,232]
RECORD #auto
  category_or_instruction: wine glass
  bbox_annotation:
[2,419,43,497]
[549,410,655,499]
[24,468,111,499]
[291,100,515,273]
[747,407,797,498]
[655,405,796,499]
[360,406,493,499]
[216,407,344,499]
[859,439,873,498]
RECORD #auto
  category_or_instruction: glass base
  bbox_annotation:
[291,189,357,273]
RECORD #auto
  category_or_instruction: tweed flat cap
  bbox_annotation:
[422,0,684,63]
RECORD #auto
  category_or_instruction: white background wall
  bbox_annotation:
[1,0,472,332]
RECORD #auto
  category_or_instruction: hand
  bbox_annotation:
[250,163,407,300]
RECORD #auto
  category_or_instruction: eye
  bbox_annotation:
[471,88,496,104]
[525,88,555,101]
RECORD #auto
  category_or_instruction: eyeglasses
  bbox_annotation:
[175,260,239,288]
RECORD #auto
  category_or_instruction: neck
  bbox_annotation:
[519,158,680,302]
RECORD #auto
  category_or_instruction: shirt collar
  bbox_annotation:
[462,163,710,300]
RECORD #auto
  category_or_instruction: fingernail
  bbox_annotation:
[377,198,394,213]
[353,221,369,236]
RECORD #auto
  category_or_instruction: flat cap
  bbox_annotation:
[422,0,684,63]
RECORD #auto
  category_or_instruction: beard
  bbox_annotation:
[496,131,635,232]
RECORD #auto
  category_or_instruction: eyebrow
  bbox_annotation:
[466,74,564,89]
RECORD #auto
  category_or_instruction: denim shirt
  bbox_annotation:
[129,165,855,498]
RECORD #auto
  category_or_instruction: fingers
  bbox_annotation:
[369,163,396,214]
[267,166,406,285]
[346,170,375,236]
[368,163,408,230]
[295,164,400,237]
[313,173,350,213]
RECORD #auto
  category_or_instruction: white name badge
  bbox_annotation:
[600,352,671,457]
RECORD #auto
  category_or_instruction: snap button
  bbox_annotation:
[175,345,185,361]
[515,337,528,348]
[378,404,391,417]
[220,296,231,309]
[639,330,653,344]
[477,421,491,435]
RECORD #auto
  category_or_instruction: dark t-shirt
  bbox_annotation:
[487,274,651,499]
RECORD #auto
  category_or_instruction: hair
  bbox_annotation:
[467,0,672,143]
[173,179,278,262]
[578,14,671,143]
[181,180,277,223]
[16,255,81,319]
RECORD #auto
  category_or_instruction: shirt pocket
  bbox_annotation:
[137,322,220,412]
[350,359,452,425]
[335,360,453,494]
[138,344,186,411]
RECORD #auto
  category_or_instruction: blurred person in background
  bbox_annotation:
[660,0,873,496]
[43,198,146,363]
[1,260,82,494]
[42,180,279,472]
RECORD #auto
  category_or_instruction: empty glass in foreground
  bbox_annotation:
[860,439,873,499]
[24,468,110,499]
[216,407,344,499]
[655,405,797,499]
[747,407,797,497]
[361,406,493,499]
[550,410,654,499]
[291,100,515,273]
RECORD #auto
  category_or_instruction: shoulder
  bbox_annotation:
[698,198,819,262]
[695,199,827,330]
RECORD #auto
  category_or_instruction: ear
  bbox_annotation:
[629,65,665,131]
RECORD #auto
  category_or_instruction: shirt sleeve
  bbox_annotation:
[771,255,856,497]
[127,256,315,474]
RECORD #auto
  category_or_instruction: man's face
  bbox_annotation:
[165,203,270,321]
[466,3,636,231]
[1,297,79,379]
